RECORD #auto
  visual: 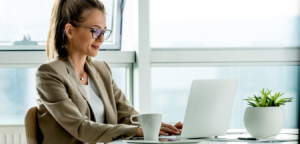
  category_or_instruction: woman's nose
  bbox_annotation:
[96,33,104,43]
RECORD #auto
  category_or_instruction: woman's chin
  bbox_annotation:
[89,51,99,57]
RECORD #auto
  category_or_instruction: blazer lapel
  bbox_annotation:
[85,61,117,124]
[62,57,97,121]
[63,57,89,101]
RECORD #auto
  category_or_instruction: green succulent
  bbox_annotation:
[244,88,293,107]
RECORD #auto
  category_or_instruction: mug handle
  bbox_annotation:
[130,115,139,125]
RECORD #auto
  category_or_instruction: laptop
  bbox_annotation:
[160,79,238,139]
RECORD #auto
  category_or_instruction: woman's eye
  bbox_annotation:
[91,29,97,33]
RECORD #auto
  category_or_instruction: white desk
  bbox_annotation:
[109,129,298,144]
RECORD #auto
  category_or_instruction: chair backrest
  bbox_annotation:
[24,106,43,144]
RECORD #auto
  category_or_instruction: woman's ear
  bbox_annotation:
[65,23,73,39]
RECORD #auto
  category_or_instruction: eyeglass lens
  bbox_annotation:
[92,28,111,40]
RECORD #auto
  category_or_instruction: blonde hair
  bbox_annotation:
[46,0,106,61]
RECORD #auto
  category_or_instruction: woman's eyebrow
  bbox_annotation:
[92,25,107,29]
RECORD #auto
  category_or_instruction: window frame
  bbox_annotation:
[0,0,123,50]
[151,48,300,67]
[1,0,300,127]
[130,0,300,117]
[0,0,132,126]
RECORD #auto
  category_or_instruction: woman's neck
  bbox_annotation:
[69,54,87,76]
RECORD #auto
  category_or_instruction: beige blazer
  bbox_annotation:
[36,57,140,144]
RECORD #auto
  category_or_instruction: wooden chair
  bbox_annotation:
[24,107,43,144]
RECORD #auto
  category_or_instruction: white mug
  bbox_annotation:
[130,113,162,141]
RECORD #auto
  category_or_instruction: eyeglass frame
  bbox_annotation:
[73,25,112,40]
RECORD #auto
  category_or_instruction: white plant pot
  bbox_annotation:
[244,107,283,138]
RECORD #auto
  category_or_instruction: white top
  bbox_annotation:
[82,76,105,144]
[82,75,105,123]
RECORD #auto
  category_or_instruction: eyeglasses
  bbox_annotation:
[77,25,112,40]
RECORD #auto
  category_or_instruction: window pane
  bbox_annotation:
[0,0,113,43]
[152,66,299,129]
[0,67,127,125]
[111,67,128,98]
[0,68,36,124]
[150,0,300,48]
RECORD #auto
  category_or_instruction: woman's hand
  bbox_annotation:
[134,122,184,137]
[159,122,181,136]
[135,126,144,137]
[174,122,183,133]
[173,122,183,132]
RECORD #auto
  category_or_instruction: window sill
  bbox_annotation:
[0,51,135,64]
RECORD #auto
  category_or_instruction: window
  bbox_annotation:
[0,68,36,125]
[111,67,127,96]
[152,66,299,128]
[150,0,300,48]
[0,0,132,127]
[0,67,129,125]
[0,0,120,49]
[147,0,300,127]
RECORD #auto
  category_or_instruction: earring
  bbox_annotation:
[69,35,72,38]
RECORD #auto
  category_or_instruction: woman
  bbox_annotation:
[36,0,183,143]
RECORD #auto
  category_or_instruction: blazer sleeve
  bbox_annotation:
[103,62,140,126]
[36,63,138,143]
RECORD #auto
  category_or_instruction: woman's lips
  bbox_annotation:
[91,45,100,50]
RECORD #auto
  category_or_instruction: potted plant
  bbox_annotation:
[243,88,293,138]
